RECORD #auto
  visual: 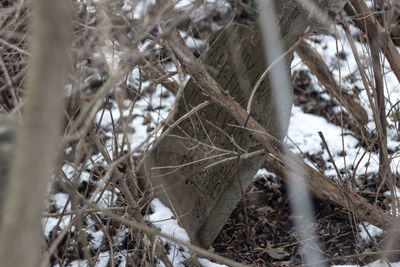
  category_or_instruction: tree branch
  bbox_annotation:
[165,27,399,232]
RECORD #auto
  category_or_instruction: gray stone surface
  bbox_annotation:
[142,0,347,248]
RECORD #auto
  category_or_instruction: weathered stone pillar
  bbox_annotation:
[142,0,347,248]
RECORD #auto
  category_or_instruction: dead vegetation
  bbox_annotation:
[0,0,400,266]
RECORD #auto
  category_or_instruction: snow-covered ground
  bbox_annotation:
[54,75,398,266]
[43,0,400,266]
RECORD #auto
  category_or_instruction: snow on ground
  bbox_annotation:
[288,18,400,267]
[145,198,229,267]
[62,52,400,267]
[92,75,175,156]
[287,105,380,178]
[52,2,400,265]
[291,22,400,177]
[291,24,400,130]
[359,223,384,244]
[332,260,400,267]
[67,251,110,267]
[198,258,227,267]
[122,100,397,266]
[43,215,72,240]
[147,199,191,266]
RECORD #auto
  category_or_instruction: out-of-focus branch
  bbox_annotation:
[0,1,72,266]
[165,26,399,232]
[295,40,369,126]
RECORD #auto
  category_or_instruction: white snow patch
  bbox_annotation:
[175,0,231,17]
[332,259,400,266]
[53,193,71,212]
[287,106,380,178]
[254,168,277,180]
[89,229,104,249]
[85,217,104,249]
[114,251,128,266]
[68,260,88,267]
[198,258,228,267]
[147,198,190,266]
[365,260,400,267]
[185,36,205,50]
[65,146,72,154]
[43,216,72,238]
[95,189,118,208]
[96,252,110,267]
[80,171,91,182]
[147,198,190,243]
[131,0,155,19]
[383,187,400,199]
[359,223,384,243]
[68,251,110,267]
[62,164,75,180]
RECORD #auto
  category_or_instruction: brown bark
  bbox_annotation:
[295,40,369,126]
[166,26,399,234]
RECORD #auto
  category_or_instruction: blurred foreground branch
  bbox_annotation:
[0,1,72,266]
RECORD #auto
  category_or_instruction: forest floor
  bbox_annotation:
[39,1,400,266]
